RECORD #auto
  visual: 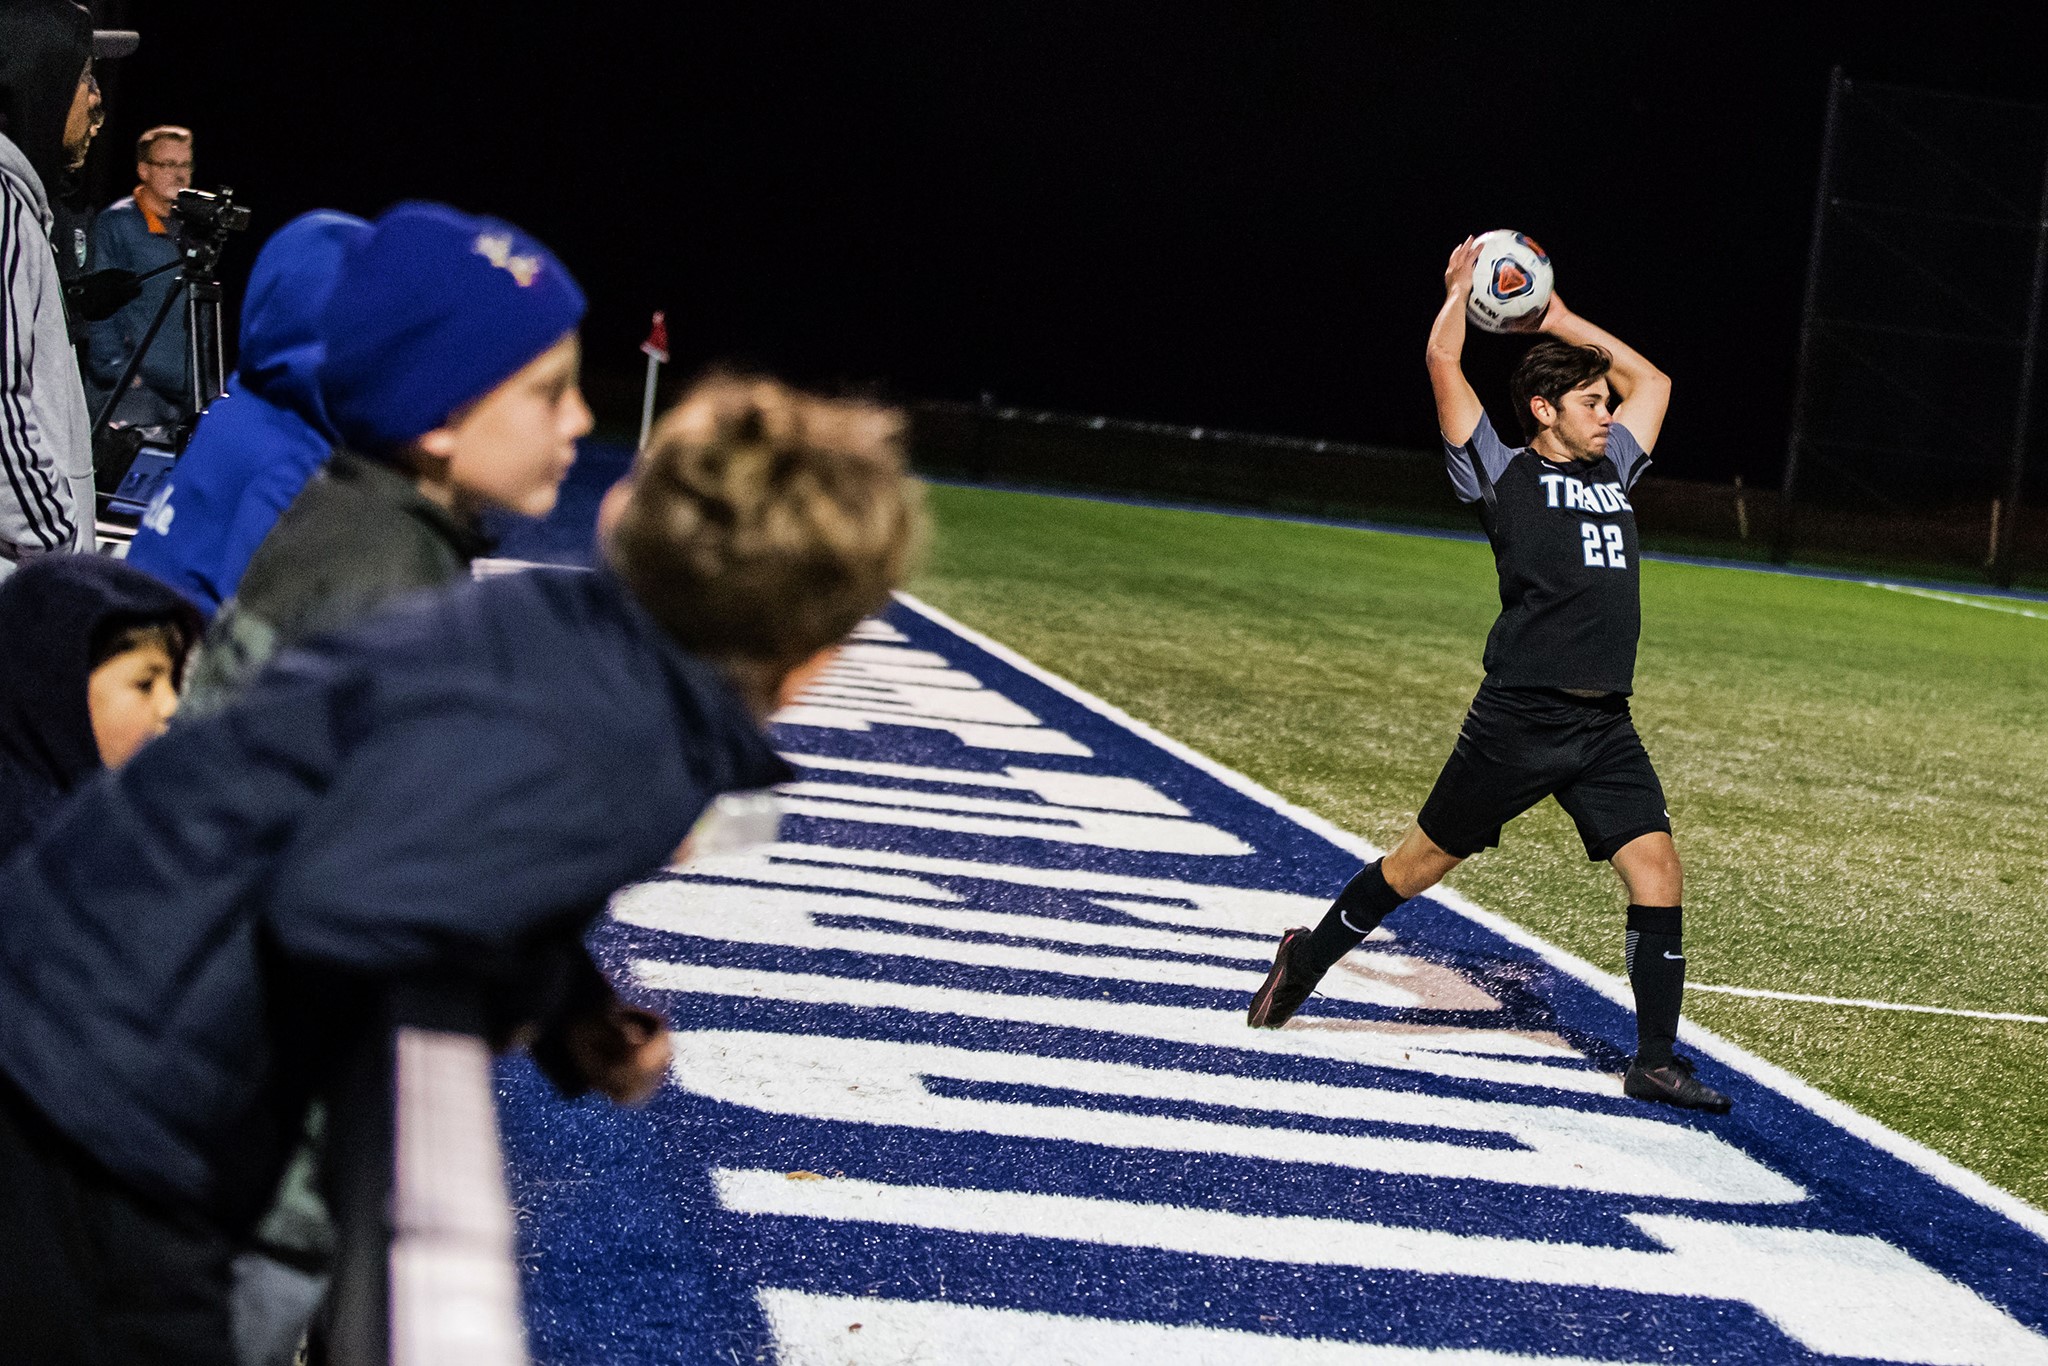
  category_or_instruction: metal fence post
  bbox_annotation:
[1776,66,1848,565]
[1991,136,2048,587]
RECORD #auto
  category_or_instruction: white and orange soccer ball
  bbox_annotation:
[1466,229,1554,333]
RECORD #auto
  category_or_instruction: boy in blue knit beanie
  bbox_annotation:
[182,201,591,713]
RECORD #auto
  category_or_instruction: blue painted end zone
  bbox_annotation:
[500,599,2048,1364]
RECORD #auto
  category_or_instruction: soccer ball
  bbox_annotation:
[1466,230,1554,334]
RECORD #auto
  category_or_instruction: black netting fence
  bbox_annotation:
[912,399,2048,590]
[1780,72,2048,586]
[907,77,2048,593]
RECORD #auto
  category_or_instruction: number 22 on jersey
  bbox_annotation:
[1580,521,1627,568]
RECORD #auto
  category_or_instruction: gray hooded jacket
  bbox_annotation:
[0,130,94,573]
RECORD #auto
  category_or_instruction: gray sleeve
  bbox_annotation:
[1441,413,1517,505]
[1608,423,1653,490]
[0,179,80,556]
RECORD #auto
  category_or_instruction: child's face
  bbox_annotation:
[423,333,594,517]
[88,642,179,769]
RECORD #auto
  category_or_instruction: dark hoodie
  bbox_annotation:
[0,0,89,197]
[0,0,94,563]
[0,554,201,860]
[125,212,372,614]
[0,566,790,1228]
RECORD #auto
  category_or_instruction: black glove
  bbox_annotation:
[65,268,143,321]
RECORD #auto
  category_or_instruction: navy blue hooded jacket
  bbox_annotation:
[125,211,370,614]
[0,554,199,860]
[0,567,789,1228]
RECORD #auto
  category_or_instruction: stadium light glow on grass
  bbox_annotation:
[911,482,2048,1210]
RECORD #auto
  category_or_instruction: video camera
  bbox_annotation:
[171,186,251,264]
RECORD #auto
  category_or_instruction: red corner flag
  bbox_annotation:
[640,311,670,364]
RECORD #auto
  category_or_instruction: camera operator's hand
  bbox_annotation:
[65,268,143,322]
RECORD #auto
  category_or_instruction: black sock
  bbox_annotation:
[1626,904,1684,1067]
[1300,861,1408,975]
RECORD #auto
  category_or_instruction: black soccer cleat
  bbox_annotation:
[1624,1055,1733,1113]
[1247,927,1325,1028]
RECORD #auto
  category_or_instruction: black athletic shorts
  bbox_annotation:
[1416,684,1671,862]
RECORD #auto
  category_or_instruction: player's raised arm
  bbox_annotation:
[1425,237,1487,445]
[1538,294,1672,452]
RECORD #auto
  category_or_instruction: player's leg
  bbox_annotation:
[1611,830,1686,1062]
[1246,823,1460,1028]
[1611,832,1724,1110]
[1555,718,1730,1112]
[1248,687,1553,1029]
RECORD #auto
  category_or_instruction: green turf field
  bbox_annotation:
[910,482,2048,1209]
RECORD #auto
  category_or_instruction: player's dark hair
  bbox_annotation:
[1510,341,1611,441]
[604,374,926,716]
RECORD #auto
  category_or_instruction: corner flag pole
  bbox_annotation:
[637,311,670,450]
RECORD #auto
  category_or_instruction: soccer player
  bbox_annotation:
[1247,236,1729,1114]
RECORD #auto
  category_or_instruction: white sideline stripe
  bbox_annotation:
[893,591,2048,1245]
[633,961,1605,1084]
[1690,982,2048,1025]
[677,1030,1803,1203]
[1865,582,2048,620]
[756,1289,1639,1366]
[616,881,1447,1011]
[721,1169,2048,1363]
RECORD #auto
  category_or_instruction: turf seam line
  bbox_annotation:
[1863,582,2048,619]
[1688,982,2048,1024]
[892,589,2048,1244]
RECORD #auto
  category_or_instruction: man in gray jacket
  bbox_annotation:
[0,0,102,575]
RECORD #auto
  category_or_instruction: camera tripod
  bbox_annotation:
[89,187,245,449]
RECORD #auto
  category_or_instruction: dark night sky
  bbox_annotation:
[87,4,2048,482]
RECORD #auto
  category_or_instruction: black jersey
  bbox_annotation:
[1442,414,1653,695]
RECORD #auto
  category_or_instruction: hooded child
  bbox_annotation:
[180,200,592,711]
[0,0,98,573]
[0,553,199,859]
[0,374,923,1364]
[124,211,371,614]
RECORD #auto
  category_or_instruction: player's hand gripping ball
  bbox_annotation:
[1466,229,1554,333]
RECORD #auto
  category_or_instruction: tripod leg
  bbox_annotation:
[91,276,188,440]
[186,278,227,417]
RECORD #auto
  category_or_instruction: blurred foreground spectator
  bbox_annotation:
[0,374,921,1364]
[0,554,198,860]
[125,210,369,614]
[183,200,590,1362]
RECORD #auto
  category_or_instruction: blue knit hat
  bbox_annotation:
[317,201,586,452]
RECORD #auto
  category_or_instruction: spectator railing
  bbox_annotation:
[327,987,528,1366]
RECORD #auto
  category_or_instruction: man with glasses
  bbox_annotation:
[85,123,194,433]
[0,0,118,571]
